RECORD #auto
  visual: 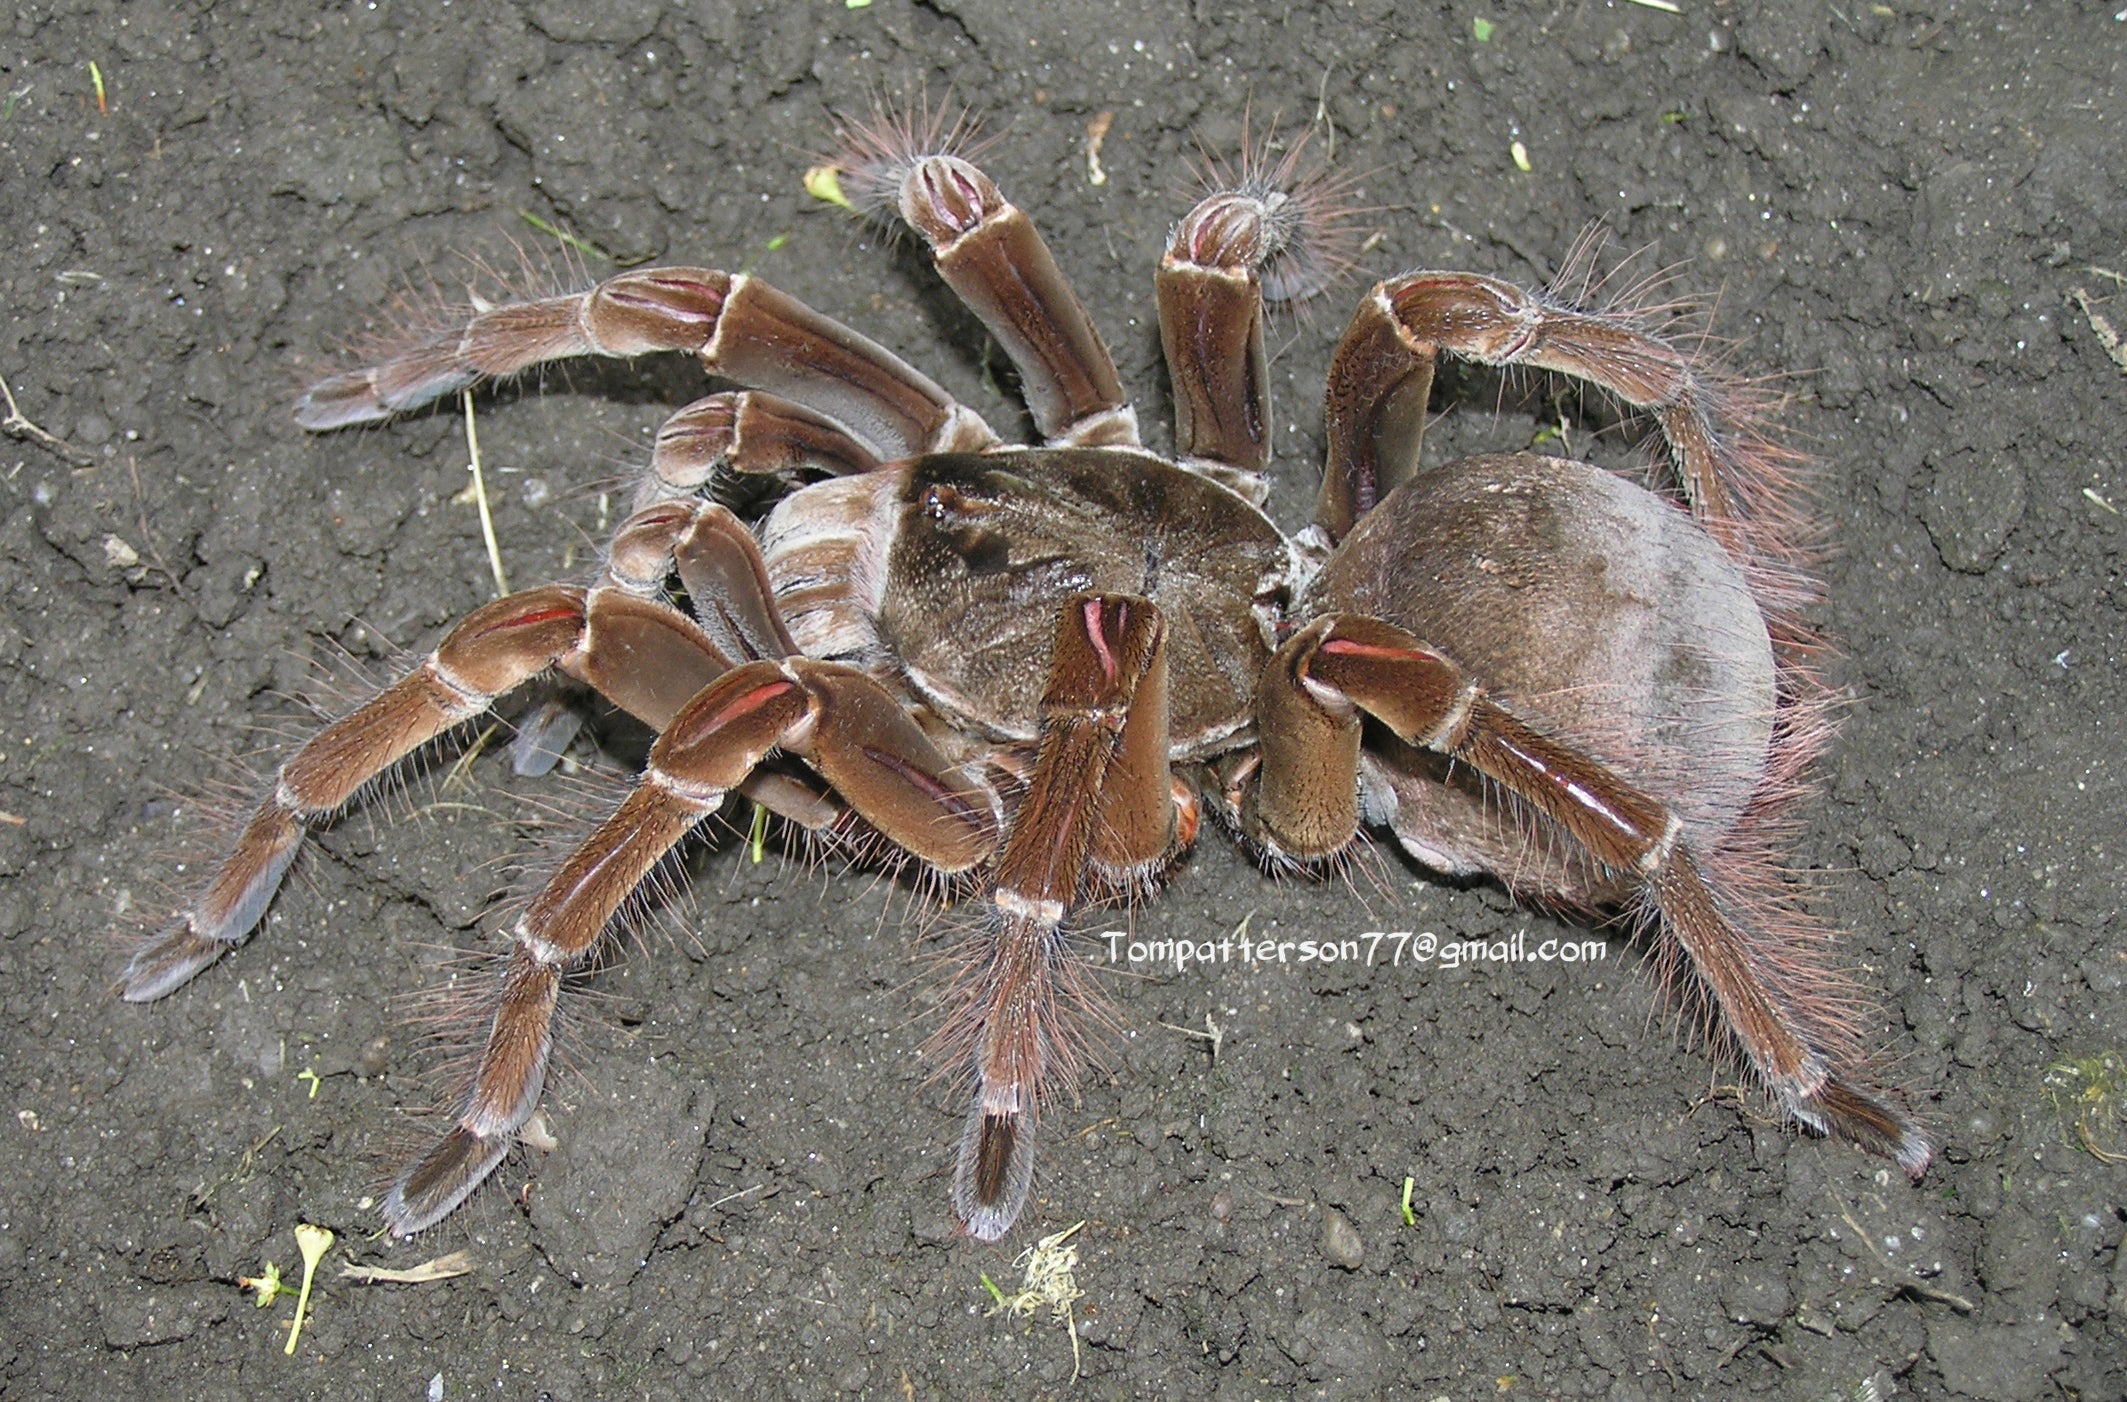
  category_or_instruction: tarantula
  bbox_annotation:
[123,117,1929,1242]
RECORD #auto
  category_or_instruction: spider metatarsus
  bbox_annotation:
[122,115,1929,1242]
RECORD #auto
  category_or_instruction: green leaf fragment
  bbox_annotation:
[517,211,611,261]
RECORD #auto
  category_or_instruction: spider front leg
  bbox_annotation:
[1314,272,1794,556]
[295,265,997,461]
[1243,614,1931,1176]
[387,654,1004,1232]
[952,594,1180,1241]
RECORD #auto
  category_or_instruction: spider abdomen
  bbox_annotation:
[1309,452,1778,896]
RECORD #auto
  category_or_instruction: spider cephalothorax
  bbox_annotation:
[125,114,1928,1243]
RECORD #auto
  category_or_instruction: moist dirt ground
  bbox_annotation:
[3,2,2124,1399]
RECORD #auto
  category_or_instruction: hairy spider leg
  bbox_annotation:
[1315,271,1806,577]
[386,649,1003,1232]
[295,265,1000,464]
[121,584,706,999]
[1244,613,1930,1178]
[949,593,1180,1241]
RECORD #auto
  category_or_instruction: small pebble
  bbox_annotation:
[358,1034,391,1077]
[1209,1190,1234,1222]
[1321,1209,1364,1269]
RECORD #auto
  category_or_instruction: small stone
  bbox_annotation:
[1210,1189,1234,1222]
[523,0,664,44]
[1320,1209,1364,1269]
[530,1059,709,1284]
[1720,1270,1791,1326]
[1918,450,2025,573]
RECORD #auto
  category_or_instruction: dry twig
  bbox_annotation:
[0,369,91,465]
[339,1250,475,1285]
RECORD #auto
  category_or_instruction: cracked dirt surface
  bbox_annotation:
[2,2,2124,1398]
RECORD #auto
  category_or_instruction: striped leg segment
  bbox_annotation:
[871,151,1136,448]
[1245,614,1929,1176]
[642,390,884,503]
[295,267,997,461]
[605,497,799,665]
[953,594,1172,1241]
[386,656,1003,1233]
[1155,159,1344,502]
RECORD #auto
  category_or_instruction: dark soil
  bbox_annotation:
[4,2,2124,1398]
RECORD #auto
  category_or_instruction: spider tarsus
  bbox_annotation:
[930,900,1111,1241]
[1796,1077,1933,1180]
[118,919,233,1002]
[295,312,501,426]
[383,1124,512,1236]
[120,798,305,1001]
[292,367,394,429]
[1637,847,1931,1176]
[952,1095,1037,1243]
[295,278,610,432]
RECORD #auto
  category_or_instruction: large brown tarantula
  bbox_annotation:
[124,116,1928,1242]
